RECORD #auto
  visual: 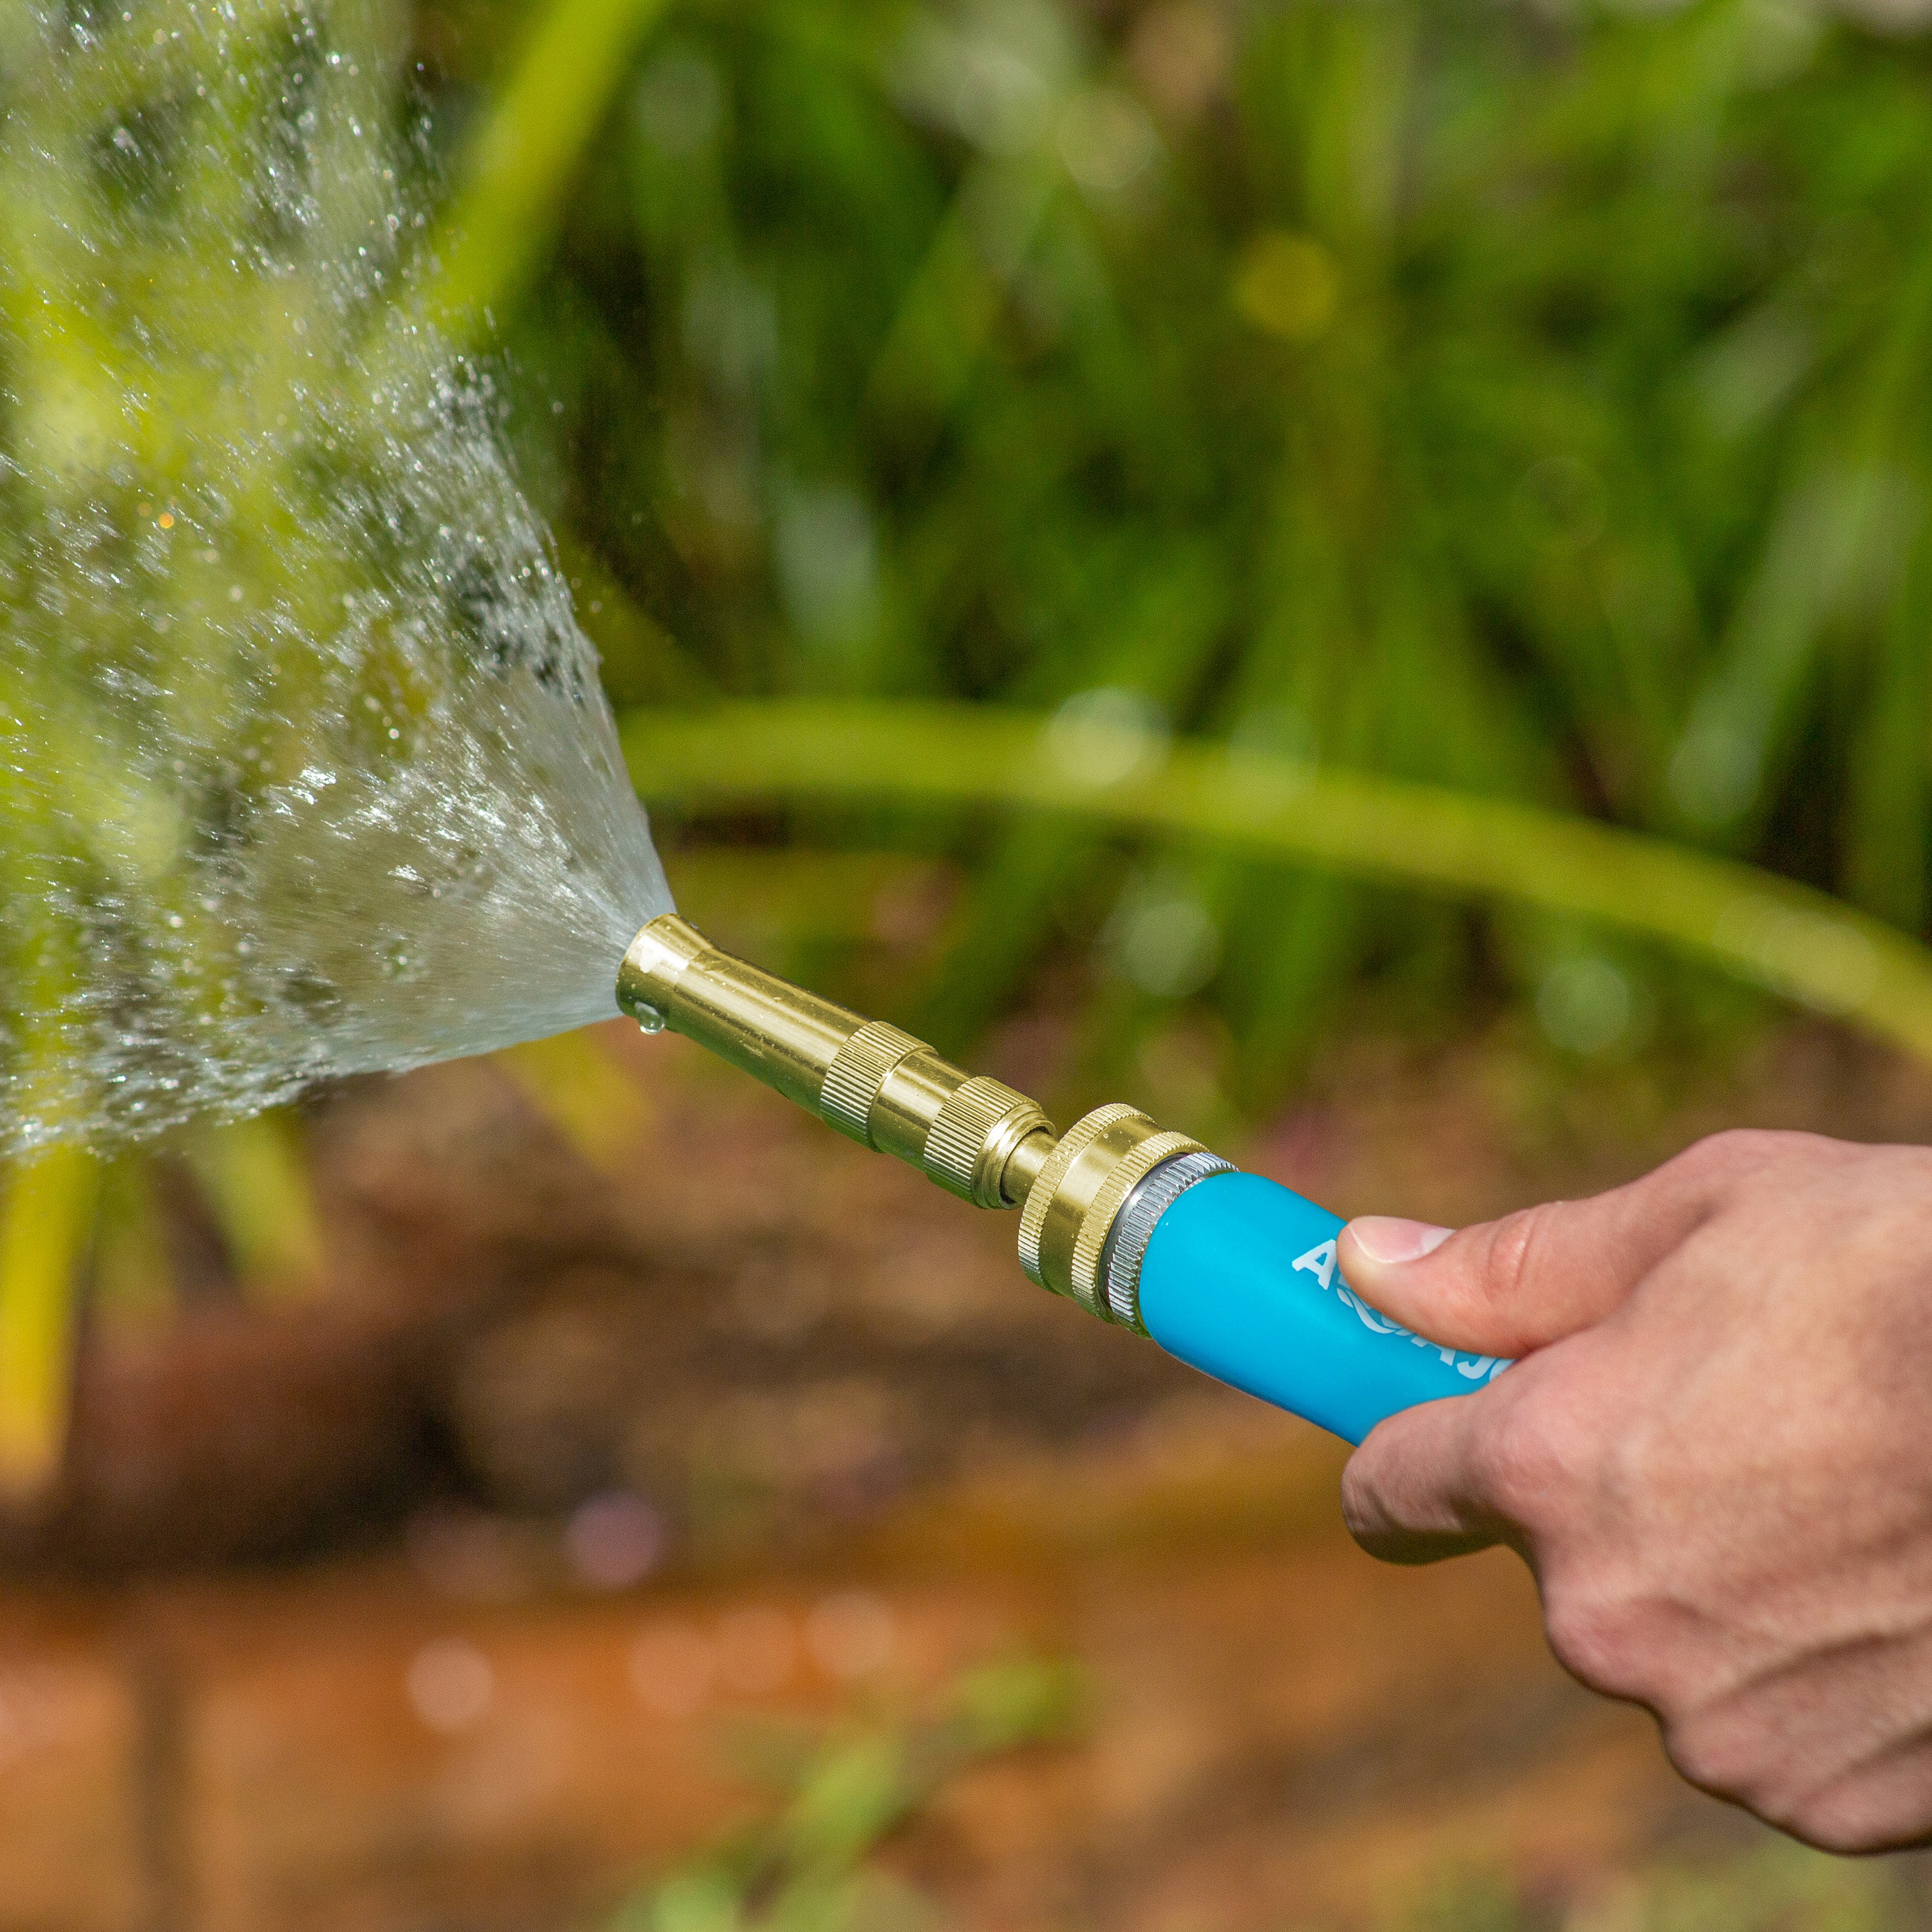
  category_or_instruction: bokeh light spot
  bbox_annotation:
[406,1638,495,1735]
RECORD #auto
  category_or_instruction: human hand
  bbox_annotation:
[1336,1130,1932,1853]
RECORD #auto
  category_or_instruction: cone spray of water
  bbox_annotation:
[0,0,671,1155]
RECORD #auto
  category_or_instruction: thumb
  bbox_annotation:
[1336,1164,1720,1358]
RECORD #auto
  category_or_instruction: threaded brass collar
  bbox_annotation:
[1017,1104,1139,1293]
[1018,1106,1209,1320]
[1069,1128,1206,1320]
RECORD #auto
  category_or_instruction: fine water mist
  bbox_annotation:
[0,0,672,1156]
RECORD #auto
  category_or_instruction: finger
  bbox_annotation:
[1336,1156,1728,1358]
[1340,1383,1517,1565]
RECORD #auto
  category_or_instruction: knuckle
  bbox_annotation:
[1663,1715,1752,1799]
[1781,1785,1904,1857]
[1664,1712,1798,1823]
[1781,1803,1866,1856]
[1477,1202,1564,1315]
[1337,1455,1385,1543]
[1670,1127,1806,1184]
[1542,1582,1649,1700]
[1471,1392,1569,1524]
[1542,1595,1622,1692]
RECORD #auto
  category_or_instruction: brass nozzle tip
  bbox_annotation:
[617,913,710,1031]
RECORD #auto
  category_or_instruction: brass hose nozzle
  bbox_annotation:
[618,914,1229,1332]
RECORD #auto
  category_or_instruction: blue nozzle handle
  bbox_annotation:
[1134,1171,1510,1445]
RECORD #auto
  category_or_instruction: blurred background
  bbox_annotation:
[6,0,1932,1924]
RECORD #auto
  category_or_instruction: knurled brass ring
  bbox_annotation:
[1017,1103,1144,1293]
[819,1020,923,1146]
[1069,1128,1205,1322]
[923,1076,1052,1208]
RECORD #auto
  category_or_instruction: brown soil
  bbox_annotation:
[0,1441,1799,1932]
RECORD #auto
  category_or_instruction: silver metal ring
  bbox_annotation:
[1100,1150,1235,1332]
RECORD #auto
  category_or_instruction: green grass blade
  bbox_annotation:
[493,1029,653,1175]
[0,1142,99,1496]
[409,0,673,344]
[184,1114,325,1302]
[622,701,1932,1066]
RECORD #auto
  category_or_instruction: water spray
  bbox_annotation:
[620,916,1509,1445]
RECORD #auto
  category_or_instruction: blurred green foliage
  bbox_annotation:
[447,0,1932,1096]
[1390,1840,1924,1932]
[6,0,1932,1484]
[604,1655,1085,1932]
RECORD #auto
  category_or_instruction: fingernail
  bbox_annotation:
[1348,1217,1453,1265]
